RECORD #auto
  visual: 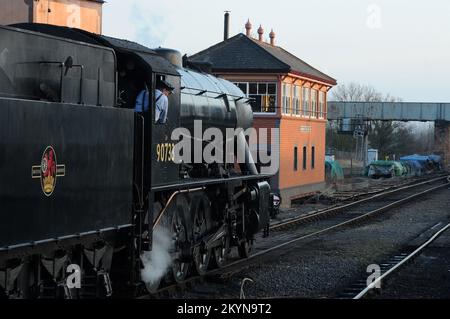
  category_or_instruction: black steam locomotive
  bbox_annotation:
[0,24,271,298]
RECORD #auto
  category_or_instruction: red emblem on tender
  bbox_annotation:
[32,146,66,197]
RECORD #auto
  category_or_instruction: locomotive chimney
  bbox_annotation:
[224,11,230,41]
[257,25,264,42]
[269,29,276,46]
[245,19,252,37]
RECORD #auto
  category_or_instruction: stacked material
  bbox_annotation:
[400,154,442,176]
[365,155,442,179]
[325,160,345,182]
[366,161,407,179]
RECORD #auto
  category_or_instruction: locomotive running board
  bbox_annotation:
[151,174,273,192]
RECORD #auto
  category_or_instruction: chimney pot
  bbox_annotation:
[269,29,276,45]
[257,25,264,41]
[245,19,252,37]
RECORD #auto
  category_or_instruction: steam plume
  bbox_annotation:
[140,227,173,288]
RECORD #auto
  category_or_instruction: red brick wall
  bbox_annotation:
[279,117,326,190]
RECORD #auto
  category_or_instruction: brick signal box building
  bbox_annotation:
[191,20,337,207]
[0,0,103,34]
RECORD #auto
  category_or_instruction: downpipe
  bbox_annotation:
[152,187,205,230]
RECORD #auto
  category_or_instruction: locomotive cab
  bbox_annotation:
[92,36,182,202]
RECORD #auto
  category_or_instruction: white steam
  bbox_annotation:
[140,227,173,287]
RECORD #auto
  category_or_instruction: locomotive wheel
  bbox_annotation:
[193,246,210,276]
[213,235,230,268]
[170,196,191,283]
[192,194,212,275]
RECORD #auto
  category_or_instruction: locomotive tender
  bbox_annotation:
[0,24,271,298]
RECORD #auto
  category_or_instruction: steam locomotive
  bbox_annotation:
[0,23,272,298]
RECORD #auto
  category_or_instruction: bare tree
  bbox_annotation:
[327,82,427,160]
[331,82,402,102]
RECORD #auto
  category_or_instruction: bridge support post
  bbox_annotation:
[435,121,450,171]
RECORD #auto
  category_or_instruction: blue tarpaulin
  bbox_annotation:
[400,154,442,164]
[400,154,442,175]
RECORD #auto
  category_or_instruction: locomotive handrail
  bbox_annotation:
[180,85,246,100]
[195,90,207,96]
[13,61,64,102]
[152,187,205,230]
[12,60,85,104]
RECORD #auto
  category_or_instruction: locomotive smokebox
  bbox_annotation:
[154,47,183,68]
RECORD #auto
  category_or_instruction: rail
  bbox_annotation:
[353,222,450,299]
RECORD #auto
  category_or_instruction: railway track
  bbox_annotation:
[347,222,450,299]
[144,175,450,298]
[270,175,449,232]
[329,174,445,202]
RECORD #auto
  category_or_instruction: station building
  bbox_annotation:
[190,20,337,207]
[0,0,103,34]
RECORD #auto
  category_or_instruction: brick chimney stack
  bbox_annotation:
[224,11,230,41]
[258,25,264,42]
[245,19,252,37]
[269,29,276,46]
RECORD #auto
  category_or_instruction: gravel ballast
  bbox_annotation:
[183,188,450,299]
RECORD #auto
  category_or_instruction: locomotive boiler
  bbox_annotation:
[0,23,271,298]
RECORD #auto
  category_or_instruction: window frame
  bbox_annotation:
[282,83,292,115]
[319,91,326,119]
[233,81,277,114]
[311,89,318,118]
[294,146,298,171]
[302,87,310,118]
[293,85,301,116]
[303,146,307,170]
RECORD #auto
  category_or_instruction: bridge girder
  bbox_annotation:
[327,102,450,122]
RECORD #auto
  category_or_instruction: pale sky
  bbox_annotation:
[103,0,450,102]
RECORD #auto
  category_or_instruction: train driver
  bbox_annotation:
[134,80,174,124]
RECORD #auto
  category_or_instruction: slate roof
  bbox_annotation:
[190,33,336,85]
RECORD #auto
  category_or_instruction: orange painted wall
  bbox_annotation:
[278,75,328,190]
[0,0,102,34]
[279,117,326,190]
[34,0,102,34]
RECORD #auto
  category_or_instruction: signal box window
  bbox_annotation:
[303,147,307,170]
[294,147,298,171]
[234,82,277,113]
[293,86,301,115]
[311,146,316,169]
[282,83,291,115]
[302,87,310,117]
